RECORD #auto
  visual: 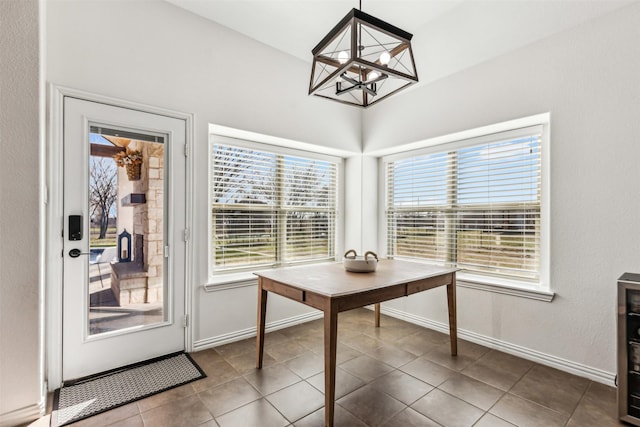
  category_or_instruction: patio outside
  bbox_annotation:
[88,133,165,335]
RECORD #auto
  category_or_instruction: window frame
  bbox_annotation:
[378,116,551,300]
[208,134,344,282]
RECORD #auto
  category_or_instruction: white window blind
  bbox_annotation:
[211,142,338,272]
[385,127,541,281]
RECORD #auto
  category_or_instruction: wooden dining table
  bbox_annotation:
[255,259,458,427]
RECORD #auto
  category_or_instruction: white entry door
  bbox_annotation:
[62,97,187,381]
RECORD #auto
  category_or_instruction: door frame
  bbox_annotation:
[46,85,195,390]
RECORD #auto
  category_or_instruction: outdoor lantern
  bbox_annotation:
[309,7,418,108]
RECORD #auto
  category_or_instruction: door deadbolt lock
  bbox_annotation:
[69,249,90,258]
[68,215,83,241]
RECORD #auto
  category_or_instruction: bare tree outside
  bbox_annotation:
[285,159,331,208]
[211,145,276,204]
[212,144,336,269]
[90,157,118,239]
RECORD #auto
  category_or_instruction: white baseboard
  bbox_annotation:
[378,306,616,386]
[193,311,323,352]
[192,306,616,387]
[0,403,42,427]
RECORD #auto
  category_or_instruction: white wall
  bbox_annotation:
[0,0,42,423]
[363,2,640,378]
[46,0,363,356]
[343,155,378,254]
[43,0,640,398]
[46,0,361,152]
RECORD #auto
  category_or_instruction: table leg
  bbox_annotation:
[324,303,338,427]
[446,274,458,356]
[256,279,268,368]
[374,303,381,327]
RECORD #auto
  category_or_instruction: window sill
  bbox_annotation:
[204,261,338,292]
[456,272,554,302]
[203,267,555,302]
[204,272,258,292]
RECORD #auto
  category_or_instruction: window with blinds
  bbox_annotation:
[385,126,541,281]
[211,141,338,272]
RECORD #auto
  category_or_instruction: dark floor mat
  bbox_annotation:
[52,352,206,426]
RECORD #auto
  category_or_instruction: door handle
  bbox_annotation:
[69,249,90,258]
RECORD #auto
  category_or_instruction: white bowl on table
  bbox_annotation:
[343,250,378,273]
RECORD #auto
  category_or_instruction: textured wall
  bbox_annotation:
[43,0,640,399]
[363,3,640,377]
[46,0,360,361]
[0,0,42,421]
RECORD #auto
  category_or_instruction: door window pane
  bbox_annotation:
[88,130,166,335]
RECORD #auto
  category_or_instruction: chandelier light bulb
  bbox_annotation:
[369,71,380,81]
[380,51,391,65]
[338,51,349,64]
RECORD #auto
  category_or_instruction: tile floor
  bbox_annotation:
[38,308,624,426]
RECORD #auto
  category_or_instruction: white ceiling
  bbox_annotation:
[166,0,633,84]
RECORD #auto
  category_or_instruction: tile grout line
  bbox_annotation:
[561,380,593,427]
[64,310,619,427]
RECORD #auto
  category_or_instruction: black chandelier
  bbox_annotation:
[309,4,418,108]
